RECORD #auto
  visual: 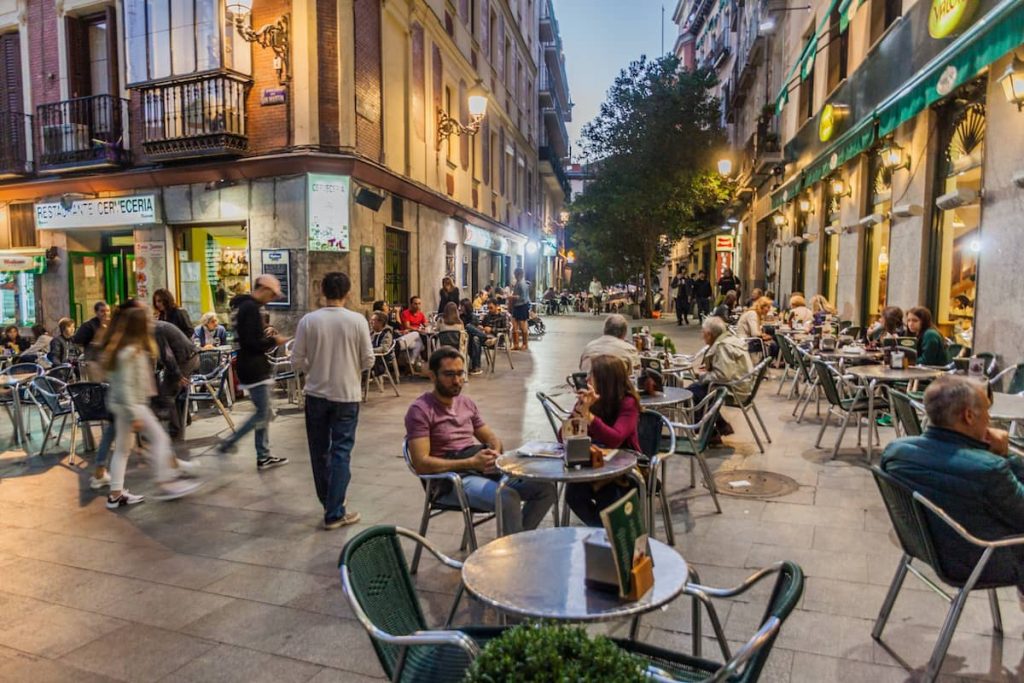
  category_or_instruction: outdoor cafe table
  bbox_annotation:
[496,449,645,530]
[638,386,693,410]
[845,365,945,459]
[461,526,688,639]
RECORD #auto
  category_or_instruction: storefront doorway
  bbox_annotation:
[173,225,249,323]
[384,227,409,306]
[68,232,136,324]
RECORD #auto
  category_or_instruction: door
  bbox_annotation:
[384,228,409,306]
[68,252,110,324]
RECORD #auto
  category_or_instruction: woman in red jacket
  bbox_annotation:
[564,354,642,526]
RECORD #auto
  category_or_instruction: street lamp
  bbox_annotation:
[566,250,576,264]
[998,54,1024,111]
[526,241,539,255]
[879,140,910,172]
[797,197,813,214]
[772,213,787,227]
[226,0,290,84]
[717,158,733,176]
[830,177,851,197]
[437,85,488,150]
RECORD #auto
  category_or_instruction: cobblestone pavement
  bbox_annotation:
[0,313,1021,682]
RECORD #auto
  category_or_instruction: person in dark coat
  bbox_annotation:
[693,271,713,322]
[214,276,289,470]
[154,320,200,443]
[716,267,741,300]
[153,289,194,338]
[438,277,461,315]
[670,268,692,326]
[71,301,111,379]
[882,375,1024,600]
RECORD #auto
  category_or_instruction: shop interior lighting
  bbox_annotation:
[879,141,911,172]
[227,0,290,84]
[437,86,488,150]
[997,54,1024,111]
[720,224,732,231]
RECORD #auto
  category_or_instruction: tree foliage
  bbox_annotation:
[567,55,730,310]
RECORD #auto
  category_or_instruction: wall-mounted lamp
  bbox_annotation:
[526,241,539,255]
[227,0,290,84]
[879,140,910,172]
[437,86,488,150]
[772,213,788,227]
[559,210,570,223]
[797,197,813,214]
[717,158,733,176]
[998,54,1024,111]
[566,249,576,264]
[829,177,851,197]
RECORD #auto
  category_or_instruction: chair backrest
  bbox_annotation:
[45,364,75,384]
[737,359,771,407]
[67,382,112,422]
[2,362,43,380]
[887,389,923,437]
[972,352,997,378]
[812,360,845,408]
[637,409,673,463]
[640,357,664,373]
[195,349,223,376]
[870,466,943,574]
[340,525,428,679]
[947,343,965,360]
[434,330,467,357]
[739,561,805,683]
[30,376,68,414]
[843,325,862,341]
[1006,362,1024,394]
[685,387,727,453]
[536,392,571,440]
[775,334,797,368]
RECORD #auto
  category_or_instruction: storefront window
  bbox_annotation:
[933,100,984,347]
[385,228,410,306]
[0,273,36,326]
[792,209,808,295]
[175,226,249,323]
[863,154,892,324]
[821,182,841,304]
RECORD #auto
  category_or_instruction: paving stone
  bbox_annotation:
[60,624,216,683]
[158,643,323,682]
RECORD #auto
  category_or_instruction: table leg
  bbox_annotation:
[11,389,23,447]
[866,380,877,461]
[629,614,641,641]
[494,476,510,538]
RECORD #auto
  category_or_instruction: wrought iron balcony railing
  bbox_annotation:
[137,72,250,162]
[35,95,128,172]
[0,111,31,177]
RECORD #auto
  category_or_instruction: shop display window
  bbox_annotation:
[864,154,893,325]
[821,182,841,304]
[0,273,36,326]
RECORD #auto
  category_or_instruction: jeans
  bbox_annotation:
[465,324,487,370]
[565,481,634,527]
[220,383,271,460]
[93,422,116,468]
[304,395,359,523]
[108,404,172,491]
[436,474,556,535]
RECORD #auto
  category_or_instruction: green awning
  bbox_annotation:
[774,0,843,111]
[770,174,803,211]
[839,0,866,32]
[877,0,1024,137]
[801,116,878,189]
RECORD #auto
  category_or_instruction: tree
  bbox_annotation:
[567,55,730,314]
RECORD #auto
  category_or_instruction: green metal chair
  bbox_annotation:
[812,360,887,459]
[614,561,805,682]
[637,409,678,544]
[886,388,925,437]
[870,467,1024,683]
[666,387,727,514]
[712,359,772,453]
[339,525,506,683]
[773,334,799,397]
[990,361,1024,394]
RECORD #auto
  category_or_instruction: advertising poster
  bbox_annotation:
[308,174,351,252]
[260,249,291,308]
[134,241,166,301]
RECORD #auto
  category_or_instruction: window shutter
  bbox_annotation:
[65,16,90,98]
[0,33,23,114]
[105,6,120,95]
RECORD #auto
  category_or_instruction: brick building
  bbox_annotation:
[0,0,543,331]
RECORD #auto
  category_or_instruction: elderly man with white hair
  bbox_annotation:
[579,314,641,374]
[882,374,1024,607]
[684,316,755,441]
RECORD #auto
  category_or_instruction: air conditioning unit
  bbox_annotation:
[823,226,841,236]
[859,213,887,228]
[892,203,924,218]
[935,188,979,211]
[800,232,817,242]
[41,123,90,156]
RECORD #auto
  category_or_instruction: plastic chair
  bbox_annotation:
[871,467,1023,682]
[637,409,677,545]
[339,525,506,683]
[774,334,800,397]
[432,330,468,360]
[712,359,772,453]
[887,388,924,437]
[189,349,236,431]
[666,388,727,514]
[402,439,496,574]
[268,339,301,403]
[0,363,44,447]
[614,560,804,683]
[26,376,73,458]
[66,382,113,467]
[812,360,887,459]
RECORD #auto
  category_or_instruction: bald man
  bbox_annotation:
[215,274,290,470]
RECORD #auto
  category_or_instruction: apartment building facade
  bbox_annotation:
[0,0,544,331]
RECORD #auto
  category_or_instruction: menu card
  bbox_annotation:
[598,489,650,598]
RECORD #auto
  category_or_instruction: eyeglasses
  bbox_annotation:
[439,371,466,379]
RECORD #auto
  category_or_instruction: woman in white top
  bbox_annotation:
[738,297,777,359]
[788,293,813,326]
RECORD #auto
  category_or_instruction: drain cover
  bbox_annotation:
[712,470,800,499]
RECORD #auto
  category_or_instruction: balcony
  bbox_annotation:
[741,119,784,182]
[0,111,32,178]
[35,95,128,174]
[539,145,570,199]
[137,72,250,162]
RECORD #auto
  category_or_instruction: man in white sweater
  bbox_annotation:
[291,271,374,529]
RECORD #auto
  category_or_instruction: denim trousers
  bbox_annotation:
[436,474,556,535]
[304,395,360,523]
[220,383,271,460]
[464,324,487,369]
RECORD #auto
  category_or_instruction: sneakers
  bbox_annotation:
[106,490,145,509]
[214,442,238,457]
[469,367,483,376]
[153,478,203,501]
[89,473,111,490]
[257,455,289,471]
[324,511,361,530]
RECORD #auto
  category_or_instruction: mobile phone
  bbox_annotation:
[569,372,589,391]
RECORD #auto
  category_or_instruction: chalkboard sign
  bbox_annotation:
[360,245,375,302]
[260,249,291,308]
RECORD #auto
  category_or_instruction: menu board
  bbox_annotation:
[135,241,166,302]
[598,489,649,598]
[260,249,291,308]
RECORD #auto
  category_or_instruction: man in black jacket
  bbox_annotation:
[215,275,289,470]
[154,320,199,445]
[670,268,692,326]
[72,301,110,379]
[693,271,713,322]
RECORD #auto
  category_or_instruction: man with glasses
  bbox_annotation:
[405,347,555,534]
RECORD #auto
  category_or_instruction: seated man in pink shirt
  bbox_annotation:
[405,347,556,535]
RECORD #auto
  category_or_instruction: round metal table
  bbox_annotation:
[990,393,1024,422]
[639,386,693,409]
[461,526,688,636]
[845,365,945,459]
[496,450,645,530]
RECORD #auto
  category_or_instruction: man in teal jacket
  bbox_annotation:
[881,375,1024,596]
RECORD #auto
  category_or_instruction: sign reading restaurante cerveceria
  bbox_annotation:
[35,195,158,229]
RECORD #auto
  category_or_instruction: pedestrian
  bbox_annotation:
[693,271,713,321]
[154,319,200,446]
[588,276,603,315]
[509,268,531,351]
[670,268,692,326]
[291,272,373,529]
[717,267,741,300]
[72,301,111,380]
[103,306,201,508]
[153,289,193,338]
[214,275,289,471]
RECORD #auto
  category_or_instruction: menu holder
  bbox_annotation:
[597,489,653,600]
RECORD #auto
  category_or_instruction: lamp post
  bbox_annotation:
[226,0,290,84]
[437,86,489,150]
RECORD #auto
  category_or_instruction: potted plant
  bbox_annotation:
[464,623,646,683]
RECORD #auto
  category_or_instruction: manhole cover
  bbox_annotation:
[712,470,800,499]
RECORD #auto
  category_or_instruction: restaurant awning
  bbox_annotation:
[876,0,1024,137]
[770,174,803,211]
[0,249,46,274]
[774,0,843,113]
[801,115,878,189]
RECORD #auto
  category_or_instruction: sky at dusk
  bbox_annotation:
[552,0,670,160]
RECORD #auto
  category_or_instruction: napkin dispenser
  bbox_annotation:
[564,435,592,468]
[583,530,620,593]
